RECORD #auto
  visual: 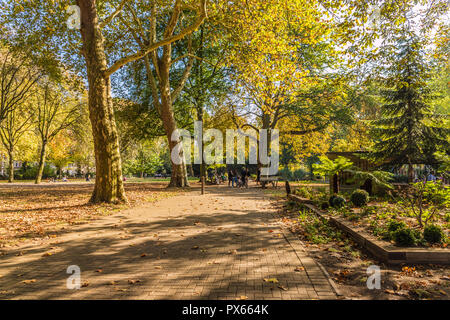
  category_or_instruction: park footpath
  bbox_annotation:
[0,185,337,300]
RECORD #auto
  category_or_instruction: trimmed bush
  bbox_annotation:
[320,202,330,210]
[387,220,407,233]
[350,189,369,207]
[329,195,338,207]
[423,224,444,244]
[393,228,416,247]
[331,195,346,208]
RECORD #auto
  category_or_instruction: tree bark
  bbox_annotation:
[77,0,126,203]
[35,142,47,184]
[7,148,13,183]
[159,48,189,188]
[332,173,339,194]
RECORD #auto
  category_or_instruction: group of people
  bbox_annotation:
[227,168,249,188]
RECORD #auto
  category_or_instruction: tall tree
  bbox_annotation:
[371,34,449,181]
[0,45,40,125]
[118,1,207,187]
[34,80,81,184]
[0,103,34,182]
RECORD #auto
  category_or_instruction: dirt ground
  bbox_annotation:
[273,196,450,300]
[0,182,182,247]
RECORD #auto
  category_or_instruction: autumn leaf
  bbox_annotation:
[128,279,141,285]
[22,279,36,284]
[264,278,279,283]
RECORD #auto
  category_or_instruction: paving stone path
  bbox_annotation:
[0,185,337,300]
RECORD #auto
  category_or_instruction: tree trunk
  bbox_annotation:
[332,173,339,194]
[77,0,126,203]
[7,148,13,183]
[159,49,189,188]
[35,142,47,184]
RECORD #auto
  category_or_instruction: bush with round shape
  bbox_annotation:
[423,224,444,244]
[393,228,416,247]
[350,189,369,207]
[331,195,346,208]
[387,220,407,233]
[329,195,338,207]
[320,202,330,210]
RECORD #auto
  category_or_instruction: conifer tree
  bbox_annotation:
[371,34,449,182]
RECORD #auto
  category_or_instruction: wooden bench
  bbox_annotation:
[260,176,279,188]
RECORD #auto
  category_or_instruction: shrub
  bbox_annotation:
[423,224,444,244]
[293,169,307,180]
[393,227,416,246]
[329,195,338,207]
[387,220,407,233]
[331,195,346,208]
[320,202,330,210]
[294,187,312,199]
[19,164,56,180]
[350,189,369,207]
[279,167,293,181]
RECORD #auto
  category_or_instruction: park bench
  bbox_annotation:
[260,176,279,188]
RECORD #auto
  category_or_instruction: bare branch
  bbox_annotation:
[99,0,128,29]
[105,0,207,77]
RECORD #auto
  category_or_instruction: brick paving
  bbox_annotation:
[0,185,337,300]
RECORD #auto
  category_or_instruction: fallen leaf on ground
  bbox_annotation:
[237,296,248,300]
[81,281,90,287]
[96,269,103,273]
[140,253,147,257]
[0,290,14,294]
[128,279,141,284]
[107,281,118,285]
[294,266,305,272]
[191,246,199,250]
[264,278,279,283]
[22,279,36,284]
[278,285,288,291]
